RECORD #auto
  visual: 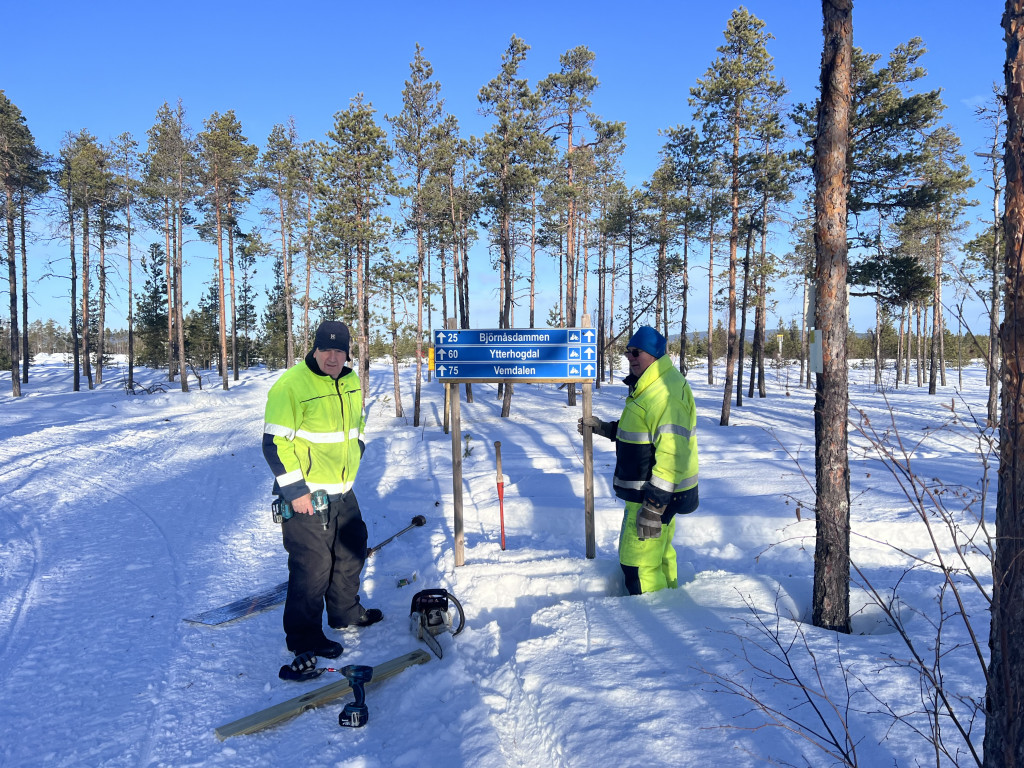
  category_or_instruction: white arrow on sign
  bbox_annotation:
[435,331,446,343]
[583,329,596,342]
[436,364,448,376]
[583,347,596,359]
[584,363,596,376]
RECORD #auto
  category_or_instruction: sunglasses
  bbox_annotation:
[626,348,642,358]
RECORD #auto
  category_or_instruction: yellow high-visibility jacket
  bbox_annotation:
[262,354,365,501]
[613,354,699,515]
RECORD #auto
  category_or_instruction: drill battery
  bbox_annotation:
[271,497,293,524]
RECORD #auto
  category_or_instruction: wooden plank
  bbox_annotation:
[184,581,289,626]
[215,649,431,740]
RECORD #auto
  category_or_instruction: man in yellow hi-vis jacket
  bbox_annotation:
[580,326,699,594]
[263,320,382,659]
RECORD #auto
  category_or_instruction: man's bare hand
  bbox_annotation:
[291,494,315,515]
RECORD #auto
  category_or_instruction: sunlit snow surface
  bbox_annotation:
[0,356,993,766]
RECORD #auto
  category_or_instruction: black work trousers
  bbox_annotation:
[281,492,368,652]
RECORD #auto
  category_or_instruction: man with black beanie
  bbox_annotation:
[262,320,382,660]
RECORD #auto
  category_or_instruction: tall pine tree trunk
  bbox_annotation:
[227,203,238,380]
[215,194,229,390]
[4,180,19,396]
[164,201,174,381]
[984,3,1024,762]
[126,177,134,390]
[738,219,754,407]
[707,218,716,385]
[19,192,29,384]
[66,180,80,392]
[721,123,741,427]
[811,0,853,634]
[175,196,188,391]
[81,206,94,390]
[95,216,107,386]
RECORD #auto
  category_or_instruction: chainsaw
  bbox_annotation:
[409,588,465,659]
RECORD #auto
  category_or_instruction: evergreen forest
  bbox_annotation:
[0,9,1004,418]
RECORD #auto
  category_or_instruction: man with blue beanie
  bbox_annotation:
[579,325,699,594]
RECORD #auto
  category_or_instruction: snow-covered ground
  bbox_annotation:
[0,355,993,766]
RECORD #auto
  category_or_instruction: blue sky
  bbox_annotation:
[2,0,1008,333]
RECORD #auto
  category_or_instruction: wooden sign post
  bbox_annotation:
[436,317,598,565]
[446,318,465,567]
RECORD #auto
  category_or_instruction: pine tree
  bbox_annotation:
[796,38,945,388]
[897,126,975,394]
[972,87,1006,424]
[234,228,266,369]
[54,137,82,390]
[370,246,417,417]
[427,114,478,338]
[144,101,196,390]
[319,95,396,397]
[12,119,47,386]
[62,130,110,391]
[690,7,787,426]
[479,36,553,416]
[111,132,139,388]
[198,110,258,389]
[985,4,1024,761]
[134,243,169,368]
[185,279,220,370]
[811,0,854,634]
[746,103,796,400]
[0,90,41,396]
[93,139,117,387]
[389,43,444,426]
[663,124,713,375]
[261,255,289,369]
[262,120,301,368]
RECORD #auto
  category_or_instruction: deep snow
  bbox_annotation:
[0,355,993,767]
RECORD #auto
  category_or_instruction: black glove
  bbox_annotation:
[578,416,616,441]
[636,499,666,541]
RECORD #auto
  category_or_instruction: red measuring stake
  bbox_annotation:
[495,440,505,550]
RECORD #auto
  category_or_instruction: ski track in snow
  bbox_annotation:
[0,358,995,767]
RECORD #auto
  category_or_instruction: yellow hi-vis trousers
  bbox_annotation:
[618,501,678,594]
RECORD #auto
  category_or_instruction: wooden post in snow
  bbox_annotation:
[447,318,465,566]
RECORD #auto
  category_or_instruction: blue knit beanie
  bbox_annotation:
[627,326,667,358]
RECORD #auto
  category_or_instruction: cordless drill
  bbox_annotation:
[311,489,330,529]
[338,665,373,727]
[272,489,330,528]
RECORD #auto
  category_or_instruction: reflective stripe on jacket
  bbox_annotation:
[613,354,698,513]
[262,352,365,501]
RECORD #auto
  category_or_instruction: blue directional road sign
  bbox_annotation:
[432,328,598,381]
